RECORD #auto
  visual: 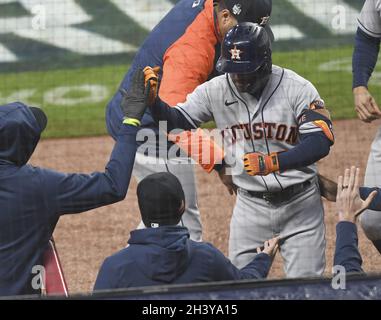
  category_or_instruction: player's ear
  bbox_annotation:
[178,200,186,216]
[221,9,236,27]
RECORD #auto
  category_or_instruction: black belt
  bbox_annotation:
[245,180,312,203]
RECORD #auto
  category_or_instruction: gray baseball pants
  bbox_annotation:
[229,178,326,278]
[362,127,381,243]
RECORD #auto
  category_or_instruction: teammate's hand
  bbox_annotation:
[257,237,280,258]
[120,69,149,126]
[353,86,381,123]
[336,167,378,223]
[217,166,237,195]
[143,66,160,107]
[243,152,279,176]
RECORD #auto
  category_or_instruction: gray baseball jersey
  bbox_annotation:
[358,0,381,38]
[175,65,324,192]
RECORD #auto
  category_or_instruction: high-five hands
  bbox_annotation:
[120,69,149,127]
[336,167,377,223]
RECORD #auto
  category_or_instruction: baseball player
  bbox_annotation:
[352,0,381,254]
[105,0,274,242]
[0,97,140,296]
[135,23,335,277]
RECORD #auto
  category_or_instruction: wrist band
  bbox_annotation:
[123,118,141,127]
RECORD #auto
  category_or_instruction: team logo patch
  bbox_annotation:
[299,114,307,124]
[192,0,201,8]
[260,16,270,25]
[309,99,325,110]
[230,46,242,60]
[232,4,242,15]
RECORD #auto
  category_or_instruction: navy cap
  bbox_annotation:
[137,172,185,228]
[223,0,274,40]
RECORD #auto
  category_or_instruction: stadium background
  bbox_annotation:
[1,0,381,295]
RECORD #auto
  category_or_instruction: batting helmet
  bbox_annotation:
[216,22,272,74]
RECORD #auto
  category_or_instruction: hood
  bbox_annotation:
[0,102,43,166]
[128,226,192,283]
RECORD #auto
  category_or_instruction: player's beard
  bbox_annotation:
[246,72,271,98]
[233,64,272,98]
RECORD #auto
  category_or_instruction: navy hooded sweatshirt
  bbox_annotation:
[0,102,138,296]
[93,226,271,290]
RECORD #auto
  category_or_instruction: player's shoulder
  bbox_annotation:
[195,74,228,93]
[273,65,310,86]
[190,240,221,257]
[273,65,316,93]
[366,0,381,11]
[208,74,228,86]
[374,0,381,10]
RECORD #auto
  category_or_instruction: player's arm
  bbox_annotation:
[149,98,198,131]
[244,99,334,176]
[353,0,381,122]
[275,134,331,172]
[41,70,147,215]
[214,251,271,280]
[39,125,137,215]
[276,105,334,172]
[145,67,225,173]
[211,237,279,280]
[134,66,197,131]
[334,222,364,274]
[353,28,380,90]
[352,28,381,122]
[148,73,215,131]
[209,246,271,281]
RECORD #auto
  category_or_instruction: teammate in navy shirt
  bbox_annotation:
[94,172,279,290]
[0,102,138,296]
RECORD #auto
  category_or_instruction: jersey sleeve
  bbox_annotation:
[292,81,321,120]
[173,82,214,127]
[358,0,381,38]
[40,125,138,216]
[291,81,334,142]
[334,222,364,273]
[205,243,270,281]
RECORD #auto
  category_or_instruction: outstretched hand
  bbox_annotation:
[336,167,378,223]
[256,237,280,258]
[143,66,160,107]
[120,68,150,126]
